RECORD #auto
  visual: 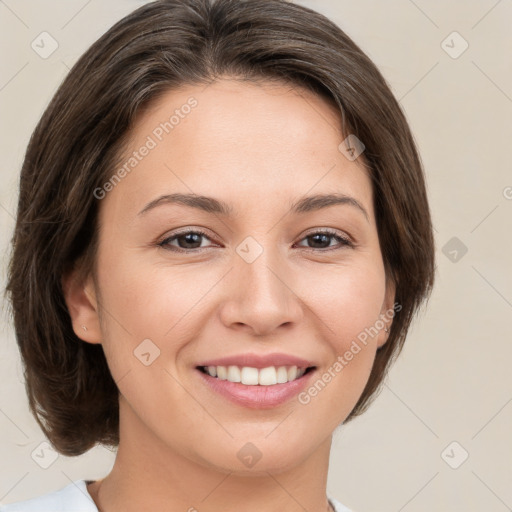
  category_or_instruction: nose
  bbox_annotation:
[218,250,304,336]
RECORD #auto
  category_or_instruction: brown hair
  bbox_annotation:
[5,0,435,456]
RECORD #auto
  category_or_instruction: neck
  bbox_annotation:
[88,397,335,512]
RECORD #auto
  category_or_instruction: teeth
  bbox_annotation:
[288,366,297,381]
[203,365,309,385]
[258,367,277,386]
[216,366,227,380]
[276,366,288,383]
[241,367,259,385]
[227,365,241,383]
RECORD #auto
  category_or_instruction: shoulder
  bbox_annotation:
[328,494,355,512]
[2,482,348,512]
[0,480,98,512]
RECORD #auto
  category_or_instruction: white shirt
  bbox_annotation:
[0,480,354,511]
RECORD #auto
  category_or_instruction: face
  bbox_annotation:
[66,78,395,475]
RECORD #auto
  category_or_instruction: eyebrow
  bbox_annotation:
[138,192,369,222]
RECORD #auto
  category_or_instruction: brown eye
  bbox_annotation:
[159,229,214,252]
[295,230,353,250]
[157,228,353,254]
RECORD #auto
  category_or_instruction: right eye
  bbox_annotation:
[158,229,216,252]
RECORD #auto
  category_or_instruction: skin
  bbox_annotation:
[63,78,395,512]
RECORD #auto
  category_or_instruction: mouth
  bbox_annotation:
[196,364,316,386]
[195,364,317,408]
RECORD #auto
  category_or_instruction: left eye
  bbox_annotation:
[295,231,353,250]
[158,229,352,252]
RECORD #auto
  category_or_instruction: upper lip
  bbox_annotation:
[196,353,316,370]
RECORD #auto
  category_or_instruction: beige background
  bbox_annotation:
[1,1,511,511]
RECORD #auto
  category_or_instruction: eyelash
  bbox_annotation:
[157,228,354,253]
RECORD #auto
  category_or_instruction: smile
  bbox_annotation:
[196,365,317,409]
[198,365,313,385]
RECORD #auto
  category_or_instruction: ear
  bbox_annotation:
[61,267,102,344]
[376,275,397,349]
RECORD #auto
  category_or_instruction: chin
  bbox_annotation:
[194,434,320,476]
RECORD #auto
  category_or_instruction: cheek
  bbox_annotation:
[297,261,385,402]
[293,280,384,426]
[98,244,386,347]
[97,247,193,334]
[94,247,223,387]
[299,259,386,343]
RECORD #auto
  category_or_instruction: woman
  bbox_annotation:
[3,0,435,510]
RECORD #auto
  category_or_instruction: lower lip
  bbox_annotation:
[196,368,316,409]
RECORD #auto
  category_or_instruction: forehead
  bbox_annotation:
[103,78,374,222]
